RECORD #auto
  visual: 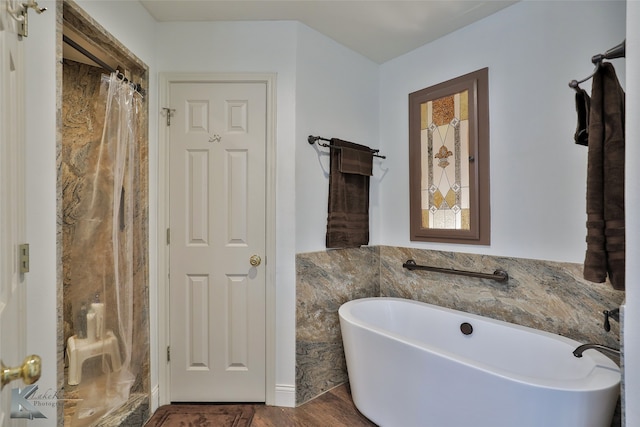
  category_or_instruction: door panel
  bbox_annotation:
[169,82,266,402]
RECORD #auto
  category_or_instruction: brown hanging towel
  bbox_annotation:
[574,87,590,146]
[326,138,373,248]
[583,62,625,290]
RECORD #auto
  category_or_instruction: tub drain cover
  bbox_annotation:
[460,322,473,335]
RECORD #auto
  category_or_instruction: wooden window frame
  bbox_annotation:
[408,68,490,245]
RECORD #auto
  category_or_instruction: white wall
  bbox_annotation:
[155,20,300,405]
[155,19,381,405]
[294,24,379,253]
[379,1,626,264]
[73,0,158,66]
[624,1,639,424]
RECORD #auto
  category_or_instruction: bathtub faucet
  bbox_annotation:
[573,343,620,358]
[603,308,620,332]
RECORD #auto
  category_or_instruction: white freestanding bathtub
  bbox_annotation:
[339,297,620,427]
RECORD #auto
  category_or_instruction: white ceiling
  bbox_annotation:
[139,1,518,64]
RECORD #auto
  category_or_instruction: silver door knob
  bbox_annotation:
[249,255,261,267]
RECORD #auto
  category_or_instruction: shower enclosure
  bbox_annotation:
[59,2,150,425]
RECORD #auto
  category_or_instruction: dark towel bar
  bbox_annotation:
[308,135,386,159]
[569,40,625,89]
[402,259,509,283]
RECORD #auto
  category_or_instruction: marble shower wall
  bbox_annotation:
[60,57,149,424]
[295,245,625,405]
[62,60,108,342]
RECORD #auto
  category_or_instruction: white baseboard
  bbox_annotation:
[151,385,160,412]
[274,384,296,407]
[150,384,291,409]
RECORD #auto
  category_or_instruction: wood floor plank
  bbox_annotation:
[251,383,377,427]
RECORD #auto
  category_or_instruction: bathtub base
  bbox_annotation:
[339,298,621,427]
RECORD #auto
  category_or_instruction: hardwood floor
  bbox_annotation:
[250,384,376,427]
[146,383,377,427]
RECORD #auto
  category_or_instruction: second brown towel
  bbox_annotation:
[326,138,373,248]
[583,62,625,290]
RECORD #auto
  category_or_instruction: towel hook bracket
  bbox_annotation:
[308,135,322,145]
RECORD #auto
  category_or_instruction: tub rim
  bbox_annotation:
[339,297,621,392]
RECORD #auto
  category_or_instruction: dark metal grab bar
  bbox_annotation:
[402,259,509,283]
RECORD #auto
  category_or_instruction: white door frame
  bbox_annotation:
[157,72,277,406]
[1,1,28,422]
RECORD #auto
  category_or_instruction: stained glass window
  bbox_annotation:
[408,68,490,245]
[421,91,470,230]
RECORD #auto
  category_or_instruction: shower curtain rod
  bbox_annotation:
[63,35,145,96]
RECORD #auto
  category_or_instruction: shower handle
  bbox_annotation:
[249,255,262,267]
[1,354,41,389]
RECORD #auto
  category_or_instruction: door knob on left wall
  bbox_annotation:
[249,255,262,267]
[1,355,41,389]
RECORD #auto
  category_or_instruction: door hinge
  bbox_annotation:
[19,244,30,273]
[167,346,171,362]
[166,228,170,245]
[162,107,176,126]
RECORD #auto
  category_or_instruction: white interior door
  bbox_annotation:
[169,81,267,402]
[0,1,37,424]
